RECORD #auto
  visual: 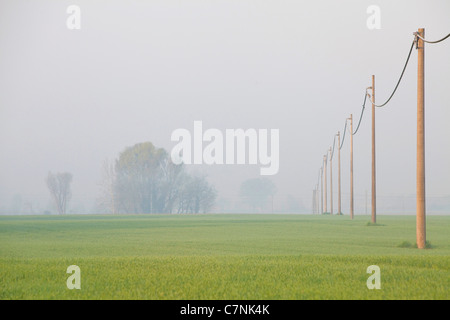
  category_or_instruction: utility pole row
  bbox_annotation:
[311,27,444,251]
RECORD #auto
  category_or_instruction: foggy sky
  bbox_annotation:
[1,0,449,214]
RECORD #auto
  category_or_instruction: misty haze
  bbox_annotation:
[1,0,449,303]
[0,1,449,216]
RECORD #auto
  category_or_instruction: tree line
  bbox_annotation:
[46,142,280,215]
[97,142,217,214]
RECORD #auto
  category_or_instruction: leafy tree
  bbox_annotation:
[107,142,217,214]
[177,173,217,213]
[115,142,168,213]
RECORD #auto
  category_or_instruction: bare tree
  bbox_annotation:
[97,159,117,214]
[158,156,184,213]
[46,172,73,214]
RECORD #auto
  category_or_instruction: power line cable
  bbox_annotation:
[373,39,415,108]
[415,32,450,44]
[314,30,450,190]
[352,91,370,135]
[330,134,337,160]
[339,120,347,150]
[372,33,449,108]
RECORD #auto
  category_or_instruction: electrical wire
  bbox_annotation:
[374,33,449,108]
[352,92,370,135]
[373,39,415,108]
[314,30,449,189]
[415,32,450,44]
[339,120,347,150]
[330,134,336,160]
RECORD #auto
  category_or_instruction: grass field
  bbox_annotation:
[0,214,449,299]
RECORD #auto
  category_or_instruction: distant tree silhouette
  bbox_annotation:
[46,172,72,214]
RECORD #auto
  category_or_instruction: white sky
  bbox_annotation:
[0,0,449,213]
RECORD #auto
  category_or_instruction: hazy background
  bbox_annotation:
[1,0,449,214]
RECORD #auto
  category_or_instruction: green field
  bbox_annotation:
[0,214,449,299]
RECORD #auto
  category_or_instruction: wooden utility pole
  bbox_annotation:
[337,131,341,214]
[349,114,354,219]
[312,189,316,214]
[416,28,426,249]
[321,167,324,214]
[317,169,320,214]
[324,155,327,213]
[317,184,320,214]
[371,75,377,224]
[329,147,333,215]
[317,185,319,214]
